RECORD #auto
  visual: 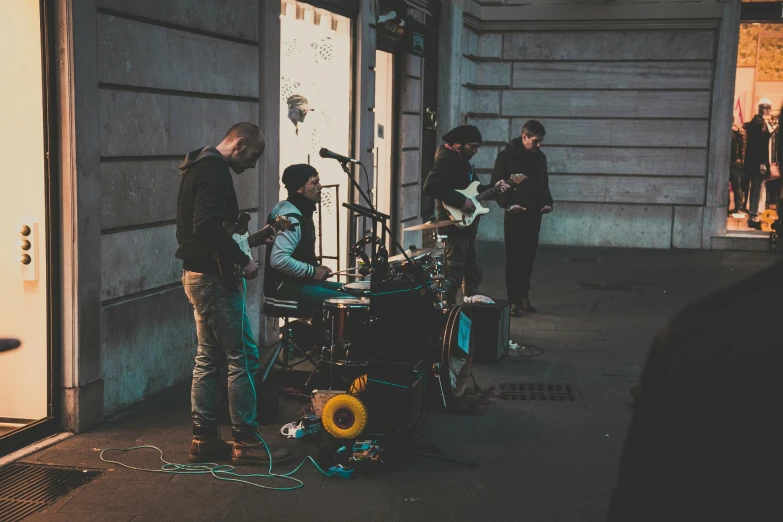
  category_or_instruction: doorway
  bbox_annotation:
[374,50,396,249]
[729,15,783,234]
[279,1,353,273]
[0,0,57,455]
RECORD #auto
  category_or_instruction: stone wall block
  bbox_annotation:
[98,14,259,97]
[472,90,501,115]
[101,160,259,229]
[401,149,422,185]
[673,205,705,248]
[476,33,503,58]
[100,89,259,157]
[97,0,259,41]
[474,62,512,87]
[503,31,715,61]
[400,184,421,221]
[406,55,422,78]
[100,288,195,414]
[101,213,259,301]
[473,145,501,170]
[403,77,422,113]
[401,114,422,149]
[537,202,673,248]
[467,117,511,144]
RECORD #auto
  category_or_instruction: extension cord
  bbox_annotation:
[98,278,332,491]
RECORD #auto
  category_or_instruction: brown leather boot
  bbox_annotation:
[231,426,293,466]
[188,423,232,463]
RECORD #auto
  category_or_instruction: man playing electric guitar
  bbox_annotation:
[423,124,510,304]
[175,122,293,466]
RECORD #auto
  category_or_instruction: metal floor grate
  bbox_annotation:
[0,462,102,521]
[498,382,582,402]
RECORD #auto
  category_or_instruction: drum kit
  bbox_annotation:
[274,156,480,468]
[311,238,473,414]
[319,245,448,369]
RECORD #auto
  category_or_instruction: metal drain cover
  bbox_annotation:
[0,462,102,521]
[498,382,582,402]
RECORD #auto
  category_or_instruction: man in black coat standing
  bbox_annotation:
[491,120,553,316]
[423,125,509,304]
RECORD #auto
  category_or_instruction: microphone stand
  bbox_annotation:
[336,160,429,288]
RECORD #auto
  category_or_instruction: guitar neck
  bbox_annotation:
[475,184,502,202]
[247,225,275,247]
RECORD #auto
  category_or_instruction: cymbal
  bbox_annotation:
[403,219,455,232]
[388,247,444,264]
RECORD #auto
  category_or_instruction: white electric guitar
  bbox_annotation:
[442,174,525,228]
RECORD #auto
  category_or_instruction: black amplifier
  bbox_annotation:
[463,300,510,364]
[363,359,425,435]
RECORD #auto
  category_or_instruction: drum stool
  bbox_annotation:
[261,302,319,382]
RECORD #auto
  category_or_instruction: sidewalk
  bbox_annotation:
[20,244,779,522]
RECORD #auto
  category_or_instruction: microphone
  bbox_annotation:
[319,148,359,164]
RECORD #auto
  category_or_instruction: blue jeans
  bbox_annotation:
[182,270,259,427]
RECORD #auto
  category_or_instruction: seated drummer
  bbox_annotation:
[263,164,347,316]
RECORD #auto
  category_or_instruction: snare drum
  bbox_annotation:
[343,280,371,297]
[322,298,371,365]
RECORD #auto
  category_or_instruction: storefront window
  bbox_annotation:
[280,1,353,271]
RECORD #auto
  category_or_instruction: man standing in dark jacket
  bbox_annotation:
[176,122,292,466]
[729,122,746,215]
[423,125,509,304]
[491,120,553,316]
[744,99,778,228]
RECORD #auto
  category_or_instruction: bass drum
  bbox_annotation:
[322,298,371,366]
[438,306,474,404]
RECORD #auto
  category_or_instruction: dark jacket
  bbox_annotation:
[490,138,552,212]
[423,145,490,233]
[744,115,773,174]
[263,194,318,303]
[175,147,249,274]
[730,125,745,169]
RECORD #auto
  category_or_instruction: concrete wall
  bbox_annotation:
[95,0,262,414]
[458,0,727,249]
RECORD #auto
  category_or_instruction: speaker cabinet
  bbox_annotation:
[464,300,510,364]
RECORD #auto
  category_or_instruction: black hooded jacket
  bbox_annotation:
[744,115,773,173]
[423,145,490,232]
[175,147,249,274]
[490,138,553,212]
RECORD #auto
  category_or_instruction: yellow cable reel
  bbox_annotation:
[321,393,368,439]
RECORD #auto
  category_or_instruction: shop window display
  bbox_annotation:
[280,2,352,271]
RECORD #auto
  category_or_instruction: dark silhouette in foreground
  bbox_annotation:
[608,261,782,521]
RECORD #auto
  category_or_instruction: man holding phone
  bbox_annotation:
[491,120,553,317]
